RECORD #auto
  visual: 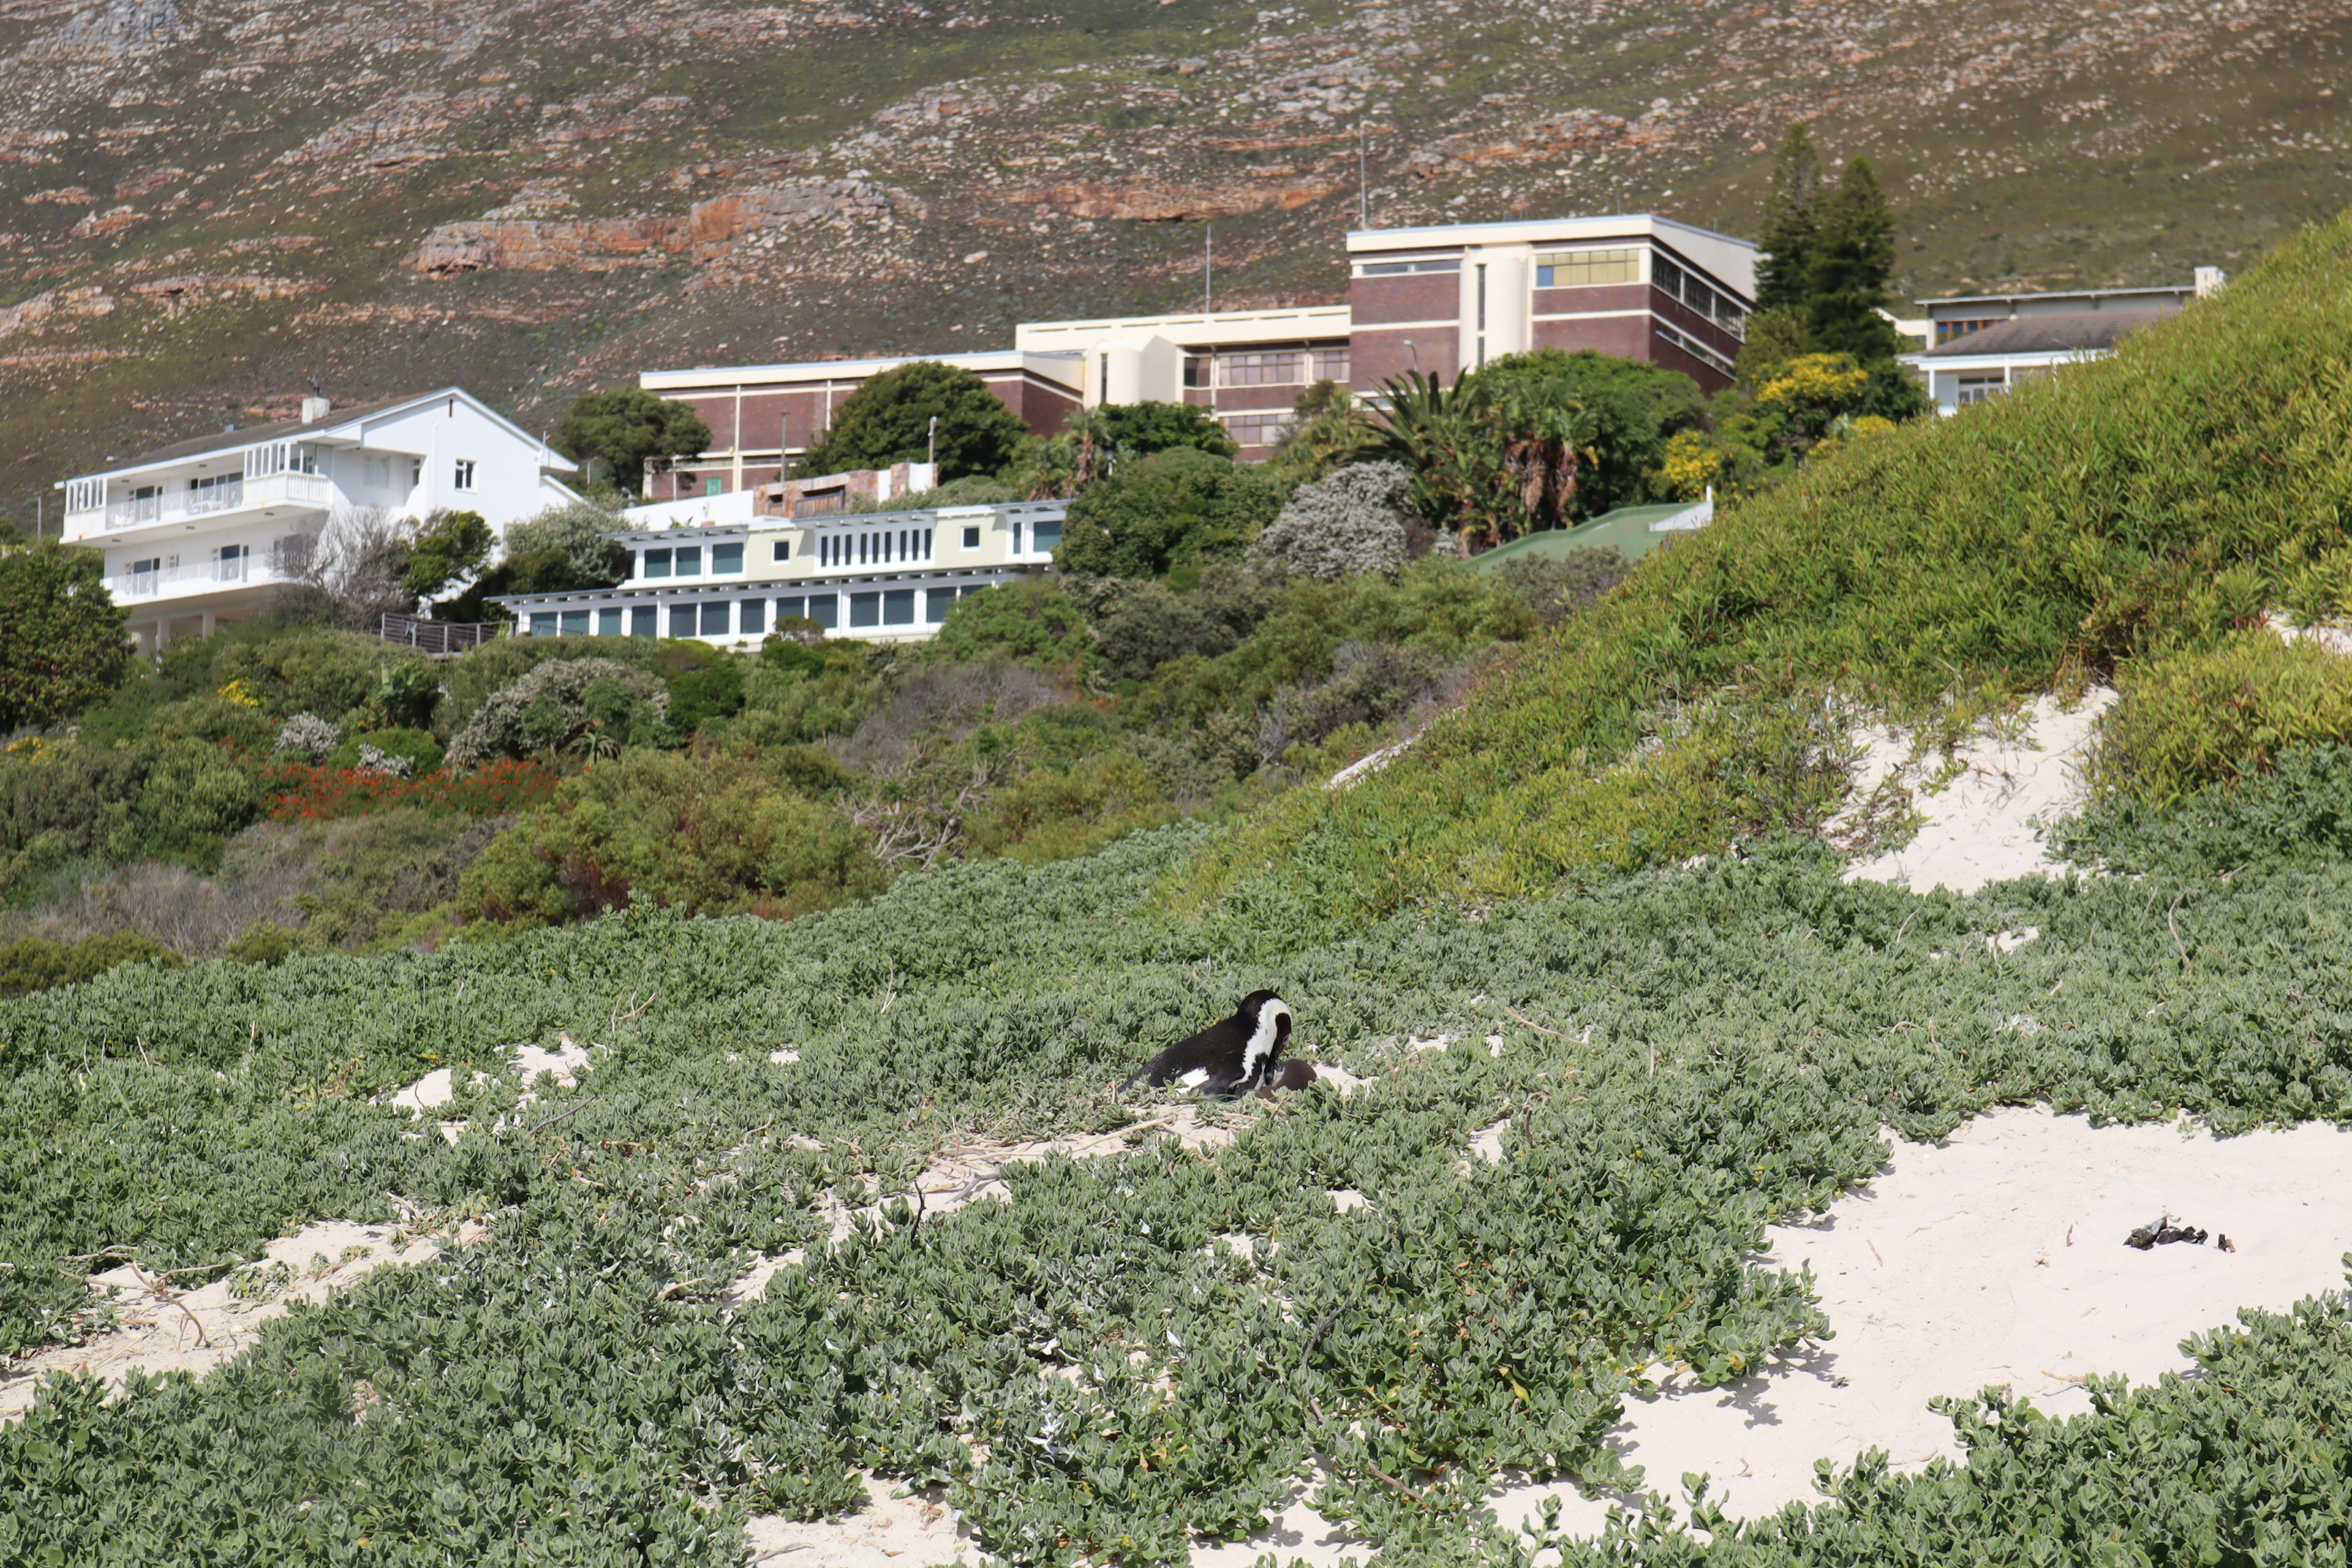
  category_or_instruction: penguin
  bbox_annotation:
[1124,990,1294,1099]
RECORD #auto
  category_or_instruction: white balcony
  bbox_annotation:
[70,472,334,543]
[102,556,295,605]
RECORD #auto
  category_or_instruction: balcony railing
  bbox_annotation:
[102,557,290,601]
[86,472,333,532]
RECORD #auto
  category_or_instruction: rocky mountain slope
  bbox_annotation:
[2,0,2345,519]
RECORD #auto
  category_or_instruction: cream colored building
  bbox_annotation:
[491,499,1067,646]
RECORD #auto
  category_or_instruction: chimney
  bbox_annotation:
[300,395,331,423]
[2193,265,2227,298]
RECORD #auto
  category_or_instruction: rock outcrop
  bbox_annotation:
[410,178,893,274]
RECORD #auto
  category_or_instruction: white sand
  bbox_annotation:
[0,1218,464,1424]
[1194,1105,2352,1561]
[1841,690,2114,895]
[745,1474,974,1566]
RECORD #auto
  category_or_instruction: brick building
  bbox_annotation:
[633,211,1758,494]
[1345,213,1755,392]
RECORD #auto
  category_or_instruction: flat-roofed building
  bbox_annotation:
[492,497,1066,647]
[1345,214,1758,393]
[633,211,1759,493]
[1014,304,1352,460]
[638,351,1084,502]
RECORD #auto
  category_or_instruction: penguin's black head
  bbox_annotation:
[1234,990,1292,1083]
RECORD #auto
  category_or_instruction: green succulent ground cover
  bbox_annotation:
[6,816,2352,1564]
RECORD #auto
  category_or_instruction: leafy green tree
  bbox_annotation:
[402,509,494,603]
[1807,156,1905,363]
[1465,349,1707,516]
[793,361,1030,481]
[0,545,133,731]
[1079,401,1238,463]
[1733,306,1809,394]
[1057,447,1283,579]
[556,389,713,494]
[440,501,631,621]
[1754,122,1825,314]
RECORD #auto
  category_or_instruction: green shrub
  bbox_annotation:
[2087,631,2352,804]
[224,921,297,966]
[1057,447,1284,579]
[964,748,1180,862]
[929,579,1094,668]
[445,658,671,769]
[2055,741,2352,876]
[0,543,135,732]
[665,658,745,735]
[0,929,178,998]
[205,630,435,728]
[324,727,445,776]
[457,746,883,925]
[129,739,266,869]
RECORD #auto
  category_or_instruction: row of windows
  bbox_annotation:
[1355,257,1461,276]
[816,527,936,569]
[1224,410,1297,448]
[1534,247,1644,287]
[1656,319,1736,379]
[1651,255,1749,337]
[637,541,747,579]
[524,584,997,641]
[1181,348,1350,390]
[1936,317,2003,345]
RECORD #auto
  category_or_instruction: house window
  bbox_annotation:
[1355,257,1461,276]
[410,458,424,487]
[925,588,956,624]
[669,604,696,638]
[630,606,658,638]
[129,556,160,592]
[772,540,791,562]
[712,541,744,575]
[1032,517,1063,552]
[699,601,729,636]
[1936,318,2002,345]
[1535,247,1643,287]
[1183,355,1211,388]
[1955,371,2007,405]
[739,598,766,635]
[805,594,839,630]
[962,524,981,549]
[1311,347,1350,383]
[883,588,916,625]
[598,608,622,636]
[674,546,702,575]
[643,548,672,578]
[453,458,476,490]
[1012,521,1025,554]
[1218,350,1306,387]
[1223,412,1295,450]
[363,455,391,488]
[530,612,558,636]
[560,609,590,637]
[213,543,248,581]
[849,591,881,628]
[800,488,845,515]
[704,477,723,497]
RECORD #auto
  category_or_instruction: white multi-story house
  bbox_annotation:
[58,388,580,653]
[491,498,1067,646]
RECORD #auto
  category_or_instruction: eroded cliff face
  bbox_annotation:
[1,0,2345,508]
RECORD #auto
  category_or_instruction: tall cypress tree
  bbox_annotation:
[1805,156,1903,361]
[1753,123,1823,314]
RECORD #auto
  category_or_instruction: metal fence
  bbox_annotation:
[378,614,505,657]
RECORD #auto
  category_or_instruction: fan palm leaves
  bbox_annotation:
[1362,369,1596,548]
